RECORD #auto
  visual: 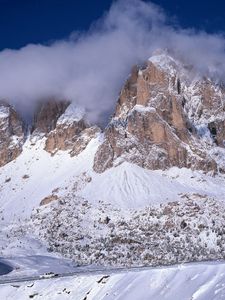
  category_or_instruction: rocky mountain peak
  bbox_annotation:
[44,103,101,156]
[0,98,100,166]
[93,52,225,174]
[0,52,225,174]
[148,50,179,76]
[0,101,25,167]
[31,99,70,135]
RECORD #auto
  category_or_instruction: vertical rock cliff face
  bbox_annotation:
[30,100,100,156]
[1,51,225,173]
[32,100,70,135]
[0,101,25,167]
[93,52,225,173]
[0,98,99,168]
[44,104,100,156]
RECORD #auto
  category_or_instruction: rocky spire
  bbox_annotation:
[93,52,225,173]
[0,101,25,167]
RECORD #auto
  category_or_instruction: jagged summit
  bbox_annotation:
[94,51,225,173]
[148,49,179,75]
[0,52,225,174]
[0,101,24,167]
[0,99,99,166]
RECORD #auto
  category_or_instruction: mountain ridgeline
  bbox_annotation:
[0,52,225,174]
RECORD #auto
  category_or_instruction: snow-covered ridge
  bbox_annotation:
[80,162,225,208]
[57,103,85,125]
[0,105,10,119]
[148,51,179,76]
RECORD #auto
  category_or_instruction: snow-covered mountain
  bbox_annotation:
[1,51,225,270]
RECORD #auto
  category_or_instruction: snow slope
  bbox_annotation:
[80,162,225,208]
[57,103,85,125]
[1,135,225,271]
[0,137,99,222]
[1,262,225,300]
[1,136,225,221]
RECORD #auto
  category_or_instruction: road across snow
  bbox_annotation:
[0,261,225,299]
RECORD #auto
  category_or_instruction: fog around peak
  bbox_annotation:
[0,0,225,124]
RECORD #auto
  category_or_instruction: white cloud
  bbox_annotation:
[0,0,225,124]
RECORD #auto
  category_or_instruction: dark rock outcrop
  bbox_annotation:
[32,100,70,135]
[0,101,25,167]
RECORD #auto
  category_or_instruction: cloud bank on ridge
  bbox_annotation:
[0,0,225,124]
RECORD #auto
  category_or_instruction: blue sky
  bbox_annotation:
[153,0,225,33]
[0,0,112,50]
[0,0,225,51]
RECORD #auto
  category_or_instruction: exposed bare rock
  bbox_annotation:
[93,140,114,173]
[32,100,70,135]
[187,79,225,123]
[45,119,87,153]
[0,101,25,167]
[136,61,172,106]
[40,194,59,206]
[208,119,225,147]
[115,65,138,117]
[94,53,222,173]
[94,106,216,173]
[1,52,224,175]
[44,104,101,156]
[69,126,101,157]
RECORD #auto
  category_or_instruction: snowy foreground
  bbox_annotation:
[1,138,225,298]
[1,138,225,267]
[1,262,225,299]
